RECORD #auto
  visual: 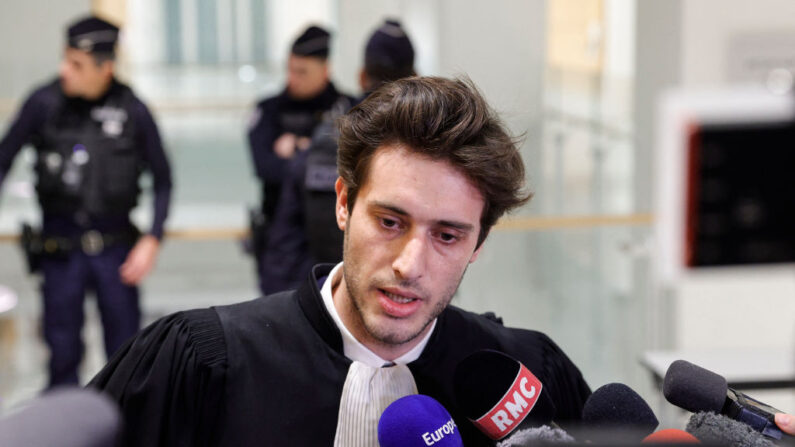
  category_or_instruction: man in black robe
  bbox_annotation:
[90,76,591,446]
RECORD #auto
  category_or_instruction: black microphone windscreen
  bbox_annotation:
[453,349,552,440]
[0,387,120,447]
[581,383,659,435]
[663,359,728,413]
[686,411,776,447]
[496,425,575,446]
[454,349,520,418]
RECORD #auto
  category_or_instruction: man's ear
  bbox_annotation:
[335,177,349,231]
[468,231,488,264]
[358,68,369,91]
[100,59,114,77]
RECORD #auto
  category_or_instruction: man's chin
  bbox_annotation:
[366,320,426,347]
[288,87,325,101]
[59,83,79,98]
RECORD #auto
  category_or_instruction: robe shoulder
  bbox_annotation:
[89,308,227,447]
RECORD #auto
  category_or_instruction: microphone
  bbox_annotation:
[686,411,775,447]
[496,425,575,446]
[664,359,790,440]
[0,387,120,447]
[579,383,659,442]
[642,428,701,444]
[453,349,554,441]
[377,394,463,447]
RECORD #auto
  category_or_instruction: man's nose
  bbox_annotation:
[392,233,427,281]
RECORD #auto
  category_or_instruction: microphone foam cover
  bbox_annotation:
[663,360,728,413]
[642,428,701,443]
[496,425,575,447]
[453,350,520,419]
[582,383,659,434]
[378,394,463,447]
[686,411,775,447]
[0,387,120,447]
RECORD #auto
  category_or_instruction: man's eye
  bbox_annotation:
[439,232,459,243]
[380,218,399,229]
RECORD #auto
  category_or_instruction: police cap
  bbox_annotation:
[365,19,415,79]
[291,25,330,59]
[67,16,119,54]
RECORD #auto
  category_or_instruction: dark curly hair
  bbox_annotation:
[337,76,531,247]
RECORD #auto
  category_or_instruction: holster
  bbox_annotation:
[242,206,269,256]
[19,223,45,274]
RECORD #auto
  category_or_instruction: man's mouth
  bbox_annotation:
[377,288,422,318]
[382,289,417,304]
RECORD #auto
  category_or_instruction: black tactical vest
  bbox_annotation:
[301,96,352,264]
[33,83,142,216]
[303,132,343,264]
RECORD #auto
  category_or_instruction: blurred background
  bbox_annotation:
[0,0,794,429]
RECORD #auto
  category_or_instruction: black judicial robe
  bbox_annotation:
[90,265,591,446]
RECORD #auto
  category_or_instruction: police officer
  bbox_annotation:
[259,20,416,293]
[247,25,352,295]
[0,16,172,386]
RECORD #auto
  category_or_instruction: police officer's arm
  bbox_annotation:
[119,99,172,285]
[0,90,48,190]
[247,98,290,182]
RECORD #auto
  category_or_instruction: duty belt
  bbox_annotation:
[38,229,139,256]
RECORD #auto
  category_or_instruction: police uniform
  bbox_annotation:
[247,25,353,294]
[259,20,416,294]
[0,17,172,386]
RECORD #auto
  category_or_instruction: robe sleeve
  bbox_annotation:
[532,332,592,422]
[88,308,228,447]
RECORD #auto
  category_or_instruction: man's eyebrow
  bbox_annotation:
[371,201,408,216]
[371,201,475,232]
[438,220,475,232]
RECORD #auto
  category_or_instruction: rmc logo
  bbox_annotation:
[472,364,543,440]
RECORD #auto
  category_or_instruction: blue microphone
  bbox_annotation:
[378,394,464,447]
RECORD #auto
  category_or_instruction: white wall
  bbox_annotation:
[647,0,795,355]
[126,0,166,65]
[0,1,90,99]
[680,0,795,87]
[435,0,545,140]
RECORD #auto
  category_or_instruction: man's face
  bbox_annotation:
[334,145,485,358]
[59,47,111,99]
[286,54,329,100]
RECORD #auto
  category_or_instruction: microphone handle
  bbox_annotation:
[725,389,791,440]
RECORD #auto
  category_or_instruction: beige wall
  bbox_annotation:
[92,0,127,26]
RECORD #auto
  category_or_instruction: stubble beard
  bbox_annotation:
[341,226,466,349]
